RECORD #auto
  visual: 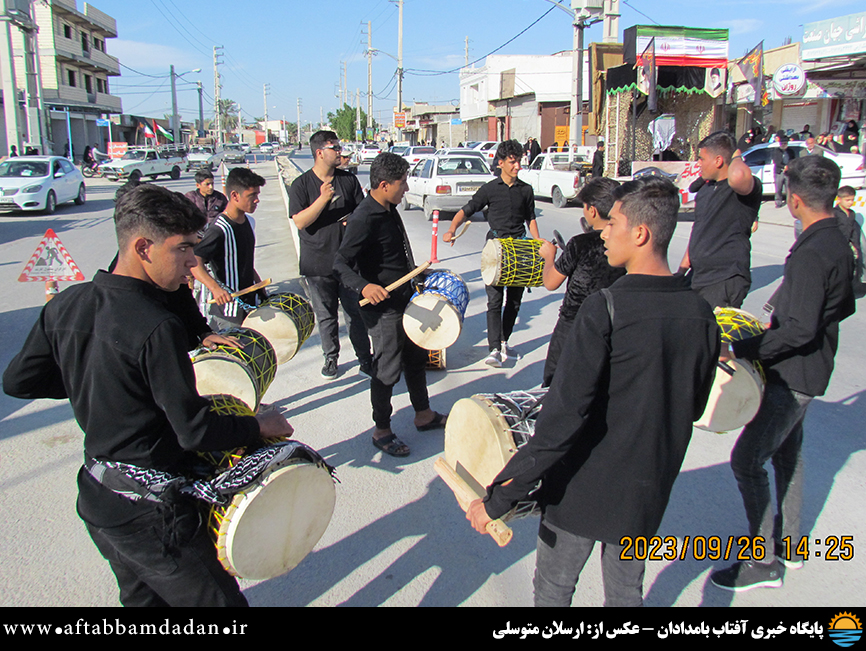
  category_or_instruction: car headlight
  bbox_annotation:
[22,185,43,193]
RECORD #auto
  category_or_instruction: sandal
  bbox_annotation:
[372,433,410,457]
[416,411,447,432]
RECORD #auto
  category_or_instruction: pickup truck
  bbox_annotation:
[519,152,591,208]
[101,148,184,182]
[186,145,226,171]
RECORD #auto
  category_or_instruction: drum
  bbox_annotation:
[403,270,469,350]
[480,238,544,287]
[243,292,315,365]
[191,327,277,412]
[695,307,767,433]
[444,389,546,522]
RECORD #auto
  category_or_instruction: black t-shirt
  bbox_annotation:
[193,214,256,294]
[460,176,536,239]
[289,168,364,277]
[555,231,626,319]
[688,177,762,289]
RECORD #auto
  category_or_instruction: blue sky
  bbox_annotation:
[97,0,862,129]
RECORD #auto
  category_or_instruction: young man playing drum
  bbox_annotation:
[334,152,446,457]
[290,130,372,380]
[3,185,293,606]
[710,156,855,592]
[467,176,720,606]
[444,139,539,367]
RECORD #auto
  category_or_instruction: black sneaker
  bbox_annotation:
[321,358,338,380]
[710,560,783,592]
[359,360,373,378]
[774,542,804,570]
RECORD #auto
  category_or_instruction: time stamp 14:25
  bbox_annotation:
[617,535,855,562]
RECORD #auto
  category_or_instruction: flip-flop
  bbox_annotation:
[372,433,410,457]
[416,411,447,432]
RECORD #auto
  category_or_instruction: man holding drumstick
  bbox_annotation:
[444,140,539,367]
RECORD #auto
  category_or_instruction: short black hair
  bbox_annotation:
[787,156,841,213]
[494,140,524,165]
[225,167,265,196]
[698,130,736,164]
[115,184,205,249]
[370,152,409,189]
[577,177,620,219]
[194,169,215,184]
[612,176,679,257]
[310,130,339,156]
[838,185,856,198]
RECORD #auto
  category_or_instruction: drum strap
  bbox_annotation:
[84,457,187,505]
[600,288,615,324]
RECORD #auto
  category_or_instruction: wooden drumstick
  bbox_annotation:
[359,261,431,307]
[207,278,272,304]
[434,457,513,547]
[450,221,471,242]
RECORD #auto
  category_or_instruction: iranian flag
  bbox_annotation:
[139,122,155,139]
[154,120,174,142]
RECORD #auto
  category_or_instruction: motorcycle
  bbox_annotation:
[81,160,105,178]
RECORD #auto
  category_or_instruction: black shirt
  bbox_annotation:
[483,274,719,542]
[194,214,256,295]
[733,218,855,397]
[554,231,626,319]
[771,147,797,174]
[688,177,762,289]
[334,194,416,312]
[460,176,536,239]
[592,149,604,178]
[289,168,364,277]
[2,272,261,526]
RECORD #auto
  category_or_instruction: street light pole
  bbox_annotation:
[171,66,201,146]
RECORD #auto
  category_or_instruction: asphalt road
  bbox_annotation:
[0,158,863,609]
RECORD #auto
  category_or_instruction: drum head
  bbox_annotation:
[194,357,260,412]
[444,396,516,493]
[244,306,301,365]
[218,462,336,580]
[695,360,764,433]
[403,293,463,350]
[480,240,502,286]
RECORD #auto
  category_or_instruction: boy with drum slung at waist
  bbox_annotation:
[444,140,539,367]
[467,177,719,606]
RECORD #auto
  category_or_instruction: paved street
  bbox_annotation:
[0,159,863,607]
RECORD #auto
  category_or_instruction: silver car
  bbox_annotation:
[0,156,86,213]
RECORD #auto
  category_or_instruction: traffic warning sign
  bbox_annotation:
[19,229,85,282]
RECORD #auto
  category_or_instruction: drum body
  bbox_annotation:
[243,292,315,365]
[444,389,545,522]
[480,238,543,287]
[695,359,764,433]
[403,270,469,350]
[192,327,277,412]
[715,307,765,343]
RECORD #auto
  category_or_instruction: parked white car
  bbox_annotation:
[465,140,500,165]
[101,148,184,182]
[358,143,382,164]
[402,146,436,167]
[742,141,865,193]
[404,154,494,220]
[519,151,589,208]
[0,156,86,213]
[258,143,274,154]
[186,145,226,172]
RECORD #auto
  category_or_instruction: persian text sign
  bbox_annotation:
[773,64,806,96]
[803,12,866,60]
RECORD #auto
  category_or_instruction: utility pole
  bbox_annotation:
[297,98,302,146]
[263,83,270,142]
[365,21,373,140]
[197,81,204,138]
[465,36,469,66]
[355,89,360,141]
[396,0,404,141]
[213,45,224,146]
[170,64,179,144]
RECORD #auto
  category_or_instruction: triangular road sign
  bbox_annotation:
[19,229,85,282]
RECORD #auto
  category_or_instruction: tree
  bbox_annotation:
[327,103,377,141]
[203,99,239,135]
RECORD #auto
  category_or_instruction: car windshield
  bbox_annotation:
[191,147,213,154]
[365,144,380,150]
[121,150,147,161]
[0,161,48,177]
[413,147,435,154]
[437,157,490,175]
[225,144,242,150]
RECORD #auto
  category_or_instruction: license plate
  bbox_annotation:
[457,183,483,193]
[0,197,16,204]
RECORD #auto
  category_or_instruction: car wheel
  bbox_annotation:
[129,170,142,182]
[401,196,411,211]
[74,184,86,206]
[170,166,181,180]
[423,197,434,221]
[44,190,57,214]
[552,186,566,209]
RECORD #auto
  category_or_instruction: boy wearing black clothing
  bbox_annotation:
[539,177,625,387]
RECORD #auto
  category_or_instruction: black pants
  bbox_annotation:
[486,284,524,351]
[542,313,575,387]
[693,276,750,310]
[305,274,371,363]
[85,502,248,607]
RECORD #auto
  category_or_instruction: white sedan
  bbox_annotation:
[403,154,494,220]
[0,156,86,213]
[742,141,865,193]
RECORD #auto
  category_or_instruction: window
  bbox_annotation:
[93,37,103,52]
[63,24,72,39]
[67,69,76,87]
[96,78,104,93]
[81,33,89,52]
[84,75,92,94]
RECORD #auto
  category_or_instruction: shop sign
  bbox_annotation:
[773,64,806,96]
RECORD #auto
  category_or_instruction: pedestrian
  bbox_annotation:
[592,141,605,178]
[771,134,797,208]
[334,152,447,457]
[467,175,720,606]
[443,140,539,367]
[834,185,866,298]
[184,169,228,226]
[710,155,855,591]
[840,120,859,153]
[528,137,541,165]
[802,135,824,157]
[290,130,372,380]
[678,131,762,309]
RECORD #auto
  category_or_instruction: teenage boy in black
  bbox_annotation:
[710,156,855,592]
[3,184,293,606]
[467,176,719,606]
[184,169,228,226]
[443,139,539,367]
[679,131,762,309]
[334,153,446,457]
[538,177,625,387]
[290,130,372,380]
[192,168,268,329]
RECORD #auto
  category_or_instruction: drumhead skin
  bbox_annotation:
[243,293,315,365]
[217,462,336,580]
[194,357,260,413]
[480,240,503,286]
[695,359,764,433]
[404,293,463,350]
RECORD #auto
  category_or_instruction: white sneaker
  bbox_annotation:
[484,349,502,367]
[501,342,519,361]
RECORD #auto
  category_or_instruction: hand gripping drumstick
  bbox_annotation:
[358,261,431,307]
[450,221,471,242]
[434,457,513,547]
[207,277,272,304]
